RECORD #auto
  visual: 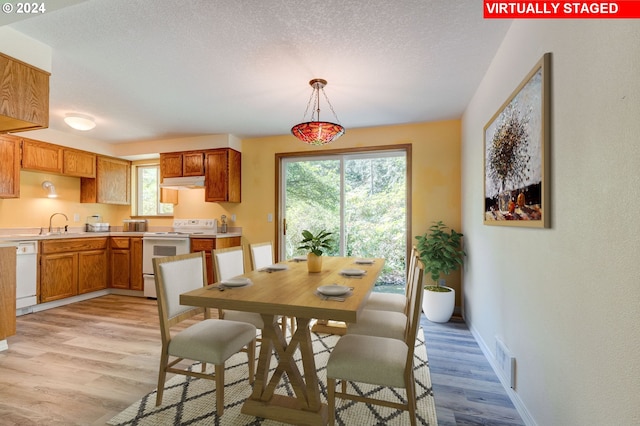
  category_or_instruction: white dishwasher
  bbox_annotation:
[16,241,38,311]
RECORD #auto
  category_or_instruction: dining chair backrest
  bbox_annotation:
[153,252,208,335]
[249,242,273,270]
[402,246,419,314]
[404,256,425,352]
[213,246,245,282]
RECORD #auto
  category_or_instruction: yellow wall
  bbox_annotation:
[0,170,130,229]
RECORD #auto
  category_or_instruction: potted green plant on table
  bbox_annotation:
[415,221,466,323]
[298,229,335,273]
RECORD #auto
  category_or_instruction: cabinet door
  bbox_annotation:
[160,153,183,178]
[0,247,16,339]
[205,150,227,202]
[0,53,49,133]
[191,239,215,284]
[205,149,241,203]
[41,253,78,302]
[21,138,63,173]
[110,250,131,289]
[0,135,20,198]
[130,237,143,291]
[81,156,131,204]
[183,152,205,176]
[63,148,96,178]
[78,250,108,294]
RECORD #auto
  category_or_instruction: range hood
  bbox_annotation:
[160,176,205,190]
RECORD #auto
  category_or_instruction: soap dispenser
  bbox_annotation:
[220,215,228,233]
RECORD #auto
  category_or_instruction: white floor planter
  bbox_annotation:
[422,286,455,323]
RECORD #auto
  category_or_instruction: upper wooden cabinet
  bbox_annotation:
[63,148,96,178]
[205,148,241,203]
[80,155,131,205]
[21,138,63,173]
[160,150,205,178]
[21,137,96,178]
[0,52,50,133]
[0,135,20,198]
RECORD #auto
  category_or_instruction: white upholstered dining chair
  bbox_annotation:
[153,251,256,415]
[345,250,420,340]
[326,258,425,426]
[213,246,265,330]
[363,246,418,314]
[248,241,295,334]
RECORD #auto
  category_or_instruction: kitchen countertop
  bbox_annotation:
[0,231,241,241]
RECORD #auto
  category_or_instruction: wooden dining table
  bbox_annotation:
[180,255,385,425]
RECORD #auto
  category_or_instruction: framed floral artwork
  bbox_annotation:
[484,53,551,227]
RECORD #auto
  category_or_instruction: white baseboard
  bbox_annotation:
[467,321,538,426]
[18,289,146,316]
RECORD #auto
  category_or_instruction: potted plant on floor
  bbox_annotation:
[298,229,335,273]
[415,221,466,323]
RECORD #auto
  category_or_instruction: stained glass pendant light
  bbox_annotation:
[291,78,345,146]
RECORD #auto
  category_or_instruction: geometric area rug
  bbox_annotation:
[108,328,437,425]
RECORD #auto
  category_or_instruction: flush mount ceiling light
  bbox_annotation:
[42,180,58,198]
[64,113,96,131]
[291,78,345,146]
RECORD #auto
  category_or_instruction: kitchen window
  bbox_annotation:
[135,165,173,216]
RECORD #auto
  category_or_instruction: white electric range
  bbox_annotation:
[142,219,218,298]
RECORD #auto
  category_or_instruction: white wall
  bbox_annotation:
[462,20,640,425]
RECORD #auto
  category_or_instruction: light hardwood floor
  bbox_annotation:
[0,295,523,425]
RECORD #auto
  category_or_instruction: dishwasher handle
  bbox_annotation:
[17,241,38,255]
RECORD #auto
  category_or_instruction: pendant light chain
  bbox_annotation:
[320,86,342,125]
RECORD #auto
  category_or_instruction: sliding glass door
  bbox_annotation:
[279,149,408,293]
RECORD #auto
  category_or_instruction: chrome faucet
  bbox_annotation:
[49,213,69,233]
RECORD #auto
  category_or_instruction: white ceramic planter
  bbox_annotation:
[422,285,455,323]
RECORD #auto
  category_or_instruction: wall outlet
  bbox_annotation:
[231,214,236,222]
[73,213,80,222]
[267,213,273,223]
[495,337,516,389]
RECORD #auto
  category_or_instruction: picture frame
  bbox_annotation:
[483,52,551,228]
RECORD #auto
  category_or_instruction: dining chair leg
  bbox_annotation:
[406,369,417,426]
[155,351,169,406]
[215,364,224,416]
[246,338,256,383]
[341,379,347,393]
[327,377,336,426]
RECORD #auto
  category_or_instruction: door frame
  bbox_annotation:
[274,144,412,262]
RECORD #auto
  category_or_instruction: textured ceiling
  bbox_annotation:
[7,0,511,144]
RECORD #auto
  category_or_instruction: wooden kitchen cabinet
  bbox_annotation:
[63,148,96,178]
[0,246,17,340]
[130,237,143,291]
[20,137,96,178]
[191,237,241,284]
[21,138,63,174]
[160,151,205,178]
[109,236,143,290]
[40,251,78,302]
[0,52,49,133]
[0,135,20,198]
[205,148,241,202]
[40,237,108,303]
[81,155,131,205]
[110,237,130,289]
[78,250,108,294]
